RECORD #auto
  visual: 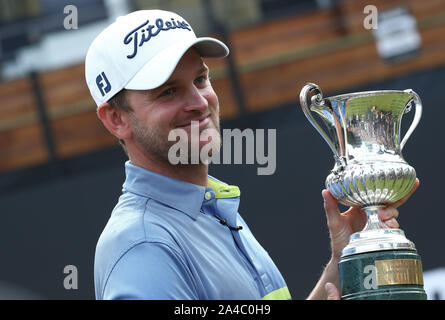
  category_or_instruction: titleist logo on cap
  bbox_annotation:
[124,18,192,59]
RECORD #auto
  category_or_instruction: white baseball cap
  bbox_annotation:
[85,10,229,107]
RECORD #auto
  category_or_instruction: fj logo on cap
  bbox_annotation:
[96,72,111,96]
[124,18,192,59]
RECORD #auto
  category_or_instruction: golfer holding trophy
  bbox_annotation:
[300,83,427,300]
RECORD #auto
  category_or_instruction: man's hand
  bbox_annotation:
[313,178,420,300]
[322,178,420,262]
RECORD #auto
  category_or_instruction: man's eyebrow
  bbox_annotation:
[153,63,209,92]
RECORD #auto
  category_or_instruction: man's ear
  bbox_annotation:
[97,102,132,140]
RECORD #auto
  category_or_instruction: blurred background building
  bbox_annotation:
[0,0,444,299]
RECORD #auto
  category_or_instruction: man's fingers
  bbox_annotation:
[384,218,399,229]
[392,178,420,208]
[378,207,400,228]
[378,207,399,221]
[325,282,341,300]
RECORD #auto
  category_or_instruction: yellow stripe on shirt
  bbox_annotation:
[262,287,291,300]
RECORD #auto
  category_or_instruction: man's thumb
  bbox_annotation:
[325,282,341,300]
[322,189,341,227]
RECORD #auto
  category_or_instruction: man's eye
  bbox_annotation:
[194,76,207,85]
[160,88,174,97]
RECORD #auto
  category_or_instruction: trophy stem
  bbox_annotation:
[362,205,388,232]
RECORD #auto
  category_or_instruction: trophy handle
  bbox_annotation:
[299,83,340,158]
[401,89,422,151]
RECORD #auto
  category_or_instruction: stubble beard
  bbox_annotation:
[130,112,222,165]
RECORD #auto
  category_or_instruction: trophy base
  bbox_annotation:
[338,250,427,300]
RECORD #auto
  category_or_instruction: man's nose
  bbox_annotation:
[182,86,208,113]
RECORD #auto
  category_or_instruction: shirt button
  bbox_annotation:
[204,192,212,200]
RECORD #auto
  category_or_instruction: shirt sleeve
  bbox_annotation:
[101,241,199,300]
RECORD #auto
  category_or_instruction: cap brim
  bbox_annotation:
[124,37,229,90]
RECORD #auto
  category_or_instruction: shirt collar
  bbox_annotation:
[122,161,240,220]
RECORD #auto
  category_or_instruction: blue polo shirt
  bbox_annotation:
[94,162,290,300]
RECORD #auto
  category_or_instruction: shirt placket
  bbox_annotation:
[214,195,271,297]
[202,191,263,297]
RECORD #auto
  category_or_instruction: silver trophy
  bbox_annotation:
[300,83,426,299]
[299,83,422,257]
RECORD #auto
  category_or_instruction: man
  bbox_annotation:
[85,10,415,300]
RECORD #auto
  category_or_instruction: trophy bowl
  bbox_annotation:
[300,83,426,299]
